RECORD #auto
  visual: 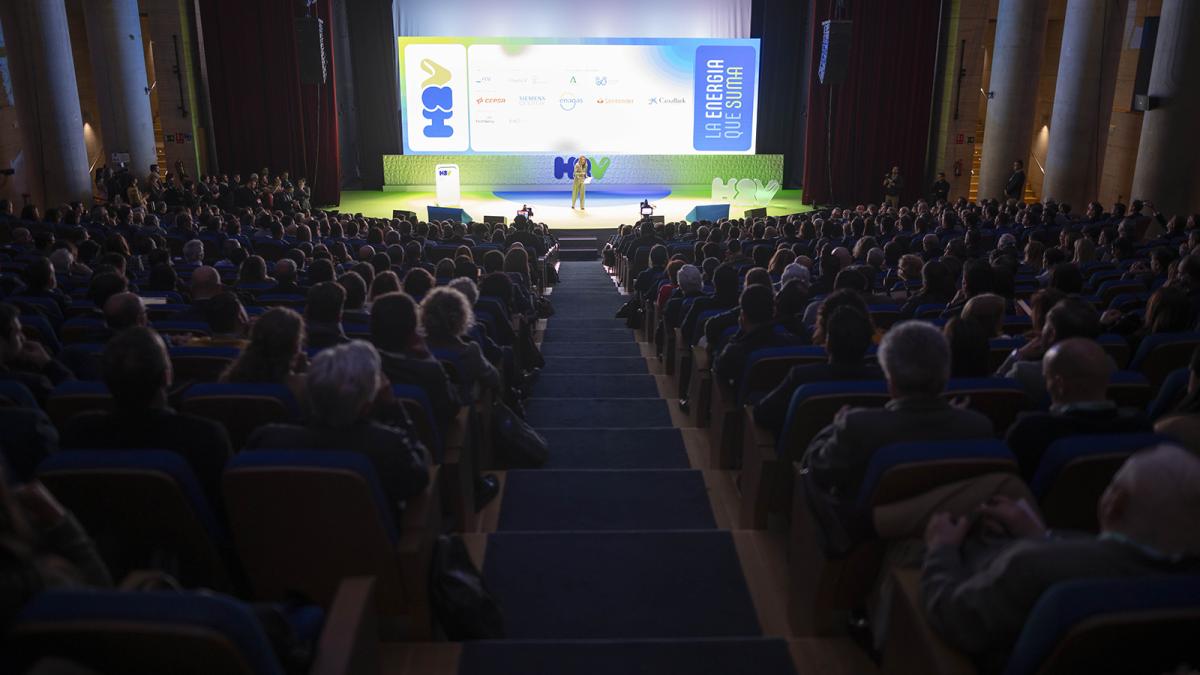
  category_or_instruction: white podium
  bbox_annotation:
[435,163,461,207]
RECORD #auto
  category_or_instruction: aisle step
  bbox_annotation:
[540,428,690,469]
[540,356,648,374]
[482,531,761,639]
[533,374,658,398]
[458,638,797,675]
[539,341,642,357]
[542,328,634,343]
[498,470,715,532]
[526,398,671,428]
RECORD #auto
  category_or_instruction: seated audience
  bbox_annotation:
[221,307,307,404]
[60,327,232,504]
[921,444,1200,672]
[996,296,1100,400]
[304,281,349,351]
[0,303,73,405]
[944,316,992,378]
[420,286,501,399]
[371,291,463,428]
[1005,338,1150,478]
[755,305,882,436]
[713,284,805,388]
[803,321,993,544]
[244,341,431,521]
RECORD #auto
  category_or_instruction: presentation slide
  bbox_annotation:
[398,37,760,155]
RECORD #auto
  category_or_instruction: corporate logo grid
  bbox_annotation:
[401,39,757,155]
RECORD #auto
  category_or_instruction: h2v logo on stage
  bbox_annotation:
[554,156,612,181]
[420,59,453,138]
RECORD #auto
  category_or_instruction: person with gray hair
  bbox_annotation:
[182,239,205,266]
[245,340,430,516]
[921,443,1200,669]
[802,321,993,546]
[780,262,811,287]
[420,286,501,398]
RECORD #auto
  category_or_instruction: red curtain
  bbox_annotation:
[197,0,341,205]
[801,0,942,206]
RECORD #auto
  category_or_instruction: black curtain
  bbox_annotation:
[751,0,812,189]
[345,0,402,190]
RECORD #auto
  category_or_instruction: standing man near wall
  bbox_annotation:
[882,166,904,208]
[1004,160,1026,203]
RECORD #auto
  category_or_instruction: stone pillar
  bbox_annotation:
[1041,0,1127,209]
[0,0,92,207]
[83,0,158,177]
[978,0,1049,202]
[1130,0,1200,217]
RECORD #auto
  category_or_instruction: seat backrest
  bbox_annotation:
[180,383,300,450]
[46,380,114,427]
[1129,332,1200,388]
[36,450,230,589]
[0,379,38,408]
[778,381,891,459]
[1031,432,1169,531]
[152,320,212,337]
[170,346,241,383]
[856,439,1018,508]
[944,377,1030,434]
[738,345,827,404]
[1003,575,1200,675]
[10,589,283,675]
[1106,370,1152,410]
[223,450,406,613]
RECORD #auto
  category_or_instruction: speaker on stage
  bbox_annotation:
[744,207,767,219]
[483,215,507,225]
[392,209,416,221]
[427,205,472,224]
[819,20,851,85]
[295,17,327,85]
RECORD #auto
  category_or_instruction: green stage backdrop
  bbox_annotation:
[382,154,782,189]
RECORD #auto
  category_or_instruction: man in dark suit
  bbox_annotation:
[304,281,349,351]
[803,321,994,542]
[921,444,1200,672]
[713,284,806,390]
[680,263,739,347]
[503,215,545,257]
[633,245,668,301]
[245,341,430,516]
[619,219,665,258]
[266,259,303,296]
[371,291,462,429]
[1005,338,1150,479]
[1004,159,1026,202]
[754,305,883,436]
[60,327,232,505]
[174,266,223,323]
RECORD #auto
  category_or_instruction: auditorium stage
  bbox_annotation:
[332,187,808,230]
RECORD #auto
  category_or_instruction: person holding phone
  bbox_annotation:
[571,155,588,210]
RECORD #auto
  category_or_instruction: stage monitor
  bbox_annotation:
[392,209,416,221]
[399,37,760,155]
[744,207,767,219]
[483,215,507,225]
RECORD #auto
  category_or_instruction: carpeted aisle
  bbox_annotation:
[460,261,797,674]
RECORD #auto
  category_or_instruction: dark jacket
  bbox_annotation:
[379,348,463,428]
[245,421,430,518]
[305,320,349,351]
[1004,406,1153,479]
[754,361,885,436]
[713,323,807,389]
[60,407,233,507]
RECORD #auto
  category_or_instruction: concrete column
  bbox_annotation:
[83,0,157,177]
[978,0,1049,202]
[1041,0,1127,209]
[1130,0,1200,217]
[0,0,92,207]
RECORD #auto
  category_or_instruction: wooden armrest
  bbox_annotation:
[443,406,471,459]
[744,405,775,453]
[400,465,442,552]
[691,345,710,371]
[310,576,379,675]
[881,569,977,675]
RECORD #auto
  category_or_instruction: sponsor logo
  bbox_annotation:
[419,59,453,139]
[594,75,608,86]
[649,96,687,105]
[474,96,506,105]
[559,93,584,111]
[518,95,546,106]
[553,156,612,181]
[596,97,634,105]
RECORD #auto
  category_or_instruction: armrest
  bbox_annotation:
[400,465,442,551]
[691,345,710,372]
[744,405,775,455]
[443,406,471,463]
[310,576,379,675]
[881,569,977,675]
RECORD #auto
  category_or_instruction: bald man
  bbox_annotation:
[176,266,223,323]
[103,292,147,332]
[1004,338,1150,479]
[921,444,1200,670]
[268,259,302,295]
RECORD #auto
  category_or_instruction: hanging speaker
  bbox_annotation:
[819,20,851,85]
[295,16,327,84]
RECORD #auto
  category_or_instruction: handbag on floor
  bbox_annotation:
[429,534,505,640]
[492,399,549,468]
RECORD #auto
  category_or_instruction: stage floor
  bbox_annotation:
[330,187,808,230]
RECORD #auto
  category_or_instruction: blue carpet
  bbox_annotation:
[542,329,636,343]
[493,189,672,207]
[539,341,642,357]
[458,638,797,675]
[541,429,690,469]
[534,374,658,398]
[540,357,648,375]
[544,318,632,331]
[482,531,760,639]
[499,470,715,532]
[526,398,671,429]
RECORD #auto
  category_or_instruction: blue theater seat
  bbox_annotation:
[944,377,1030,433]
[170,346,241,383]
[46,380,114,427]
[36,449,232,589]
[1129,331,1200,387]
[223,450,438,638]
[180,382,302,450]
[1031,432,1170,531]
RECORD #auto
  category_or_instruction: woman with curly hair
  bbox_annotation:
[420,286,500,399]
